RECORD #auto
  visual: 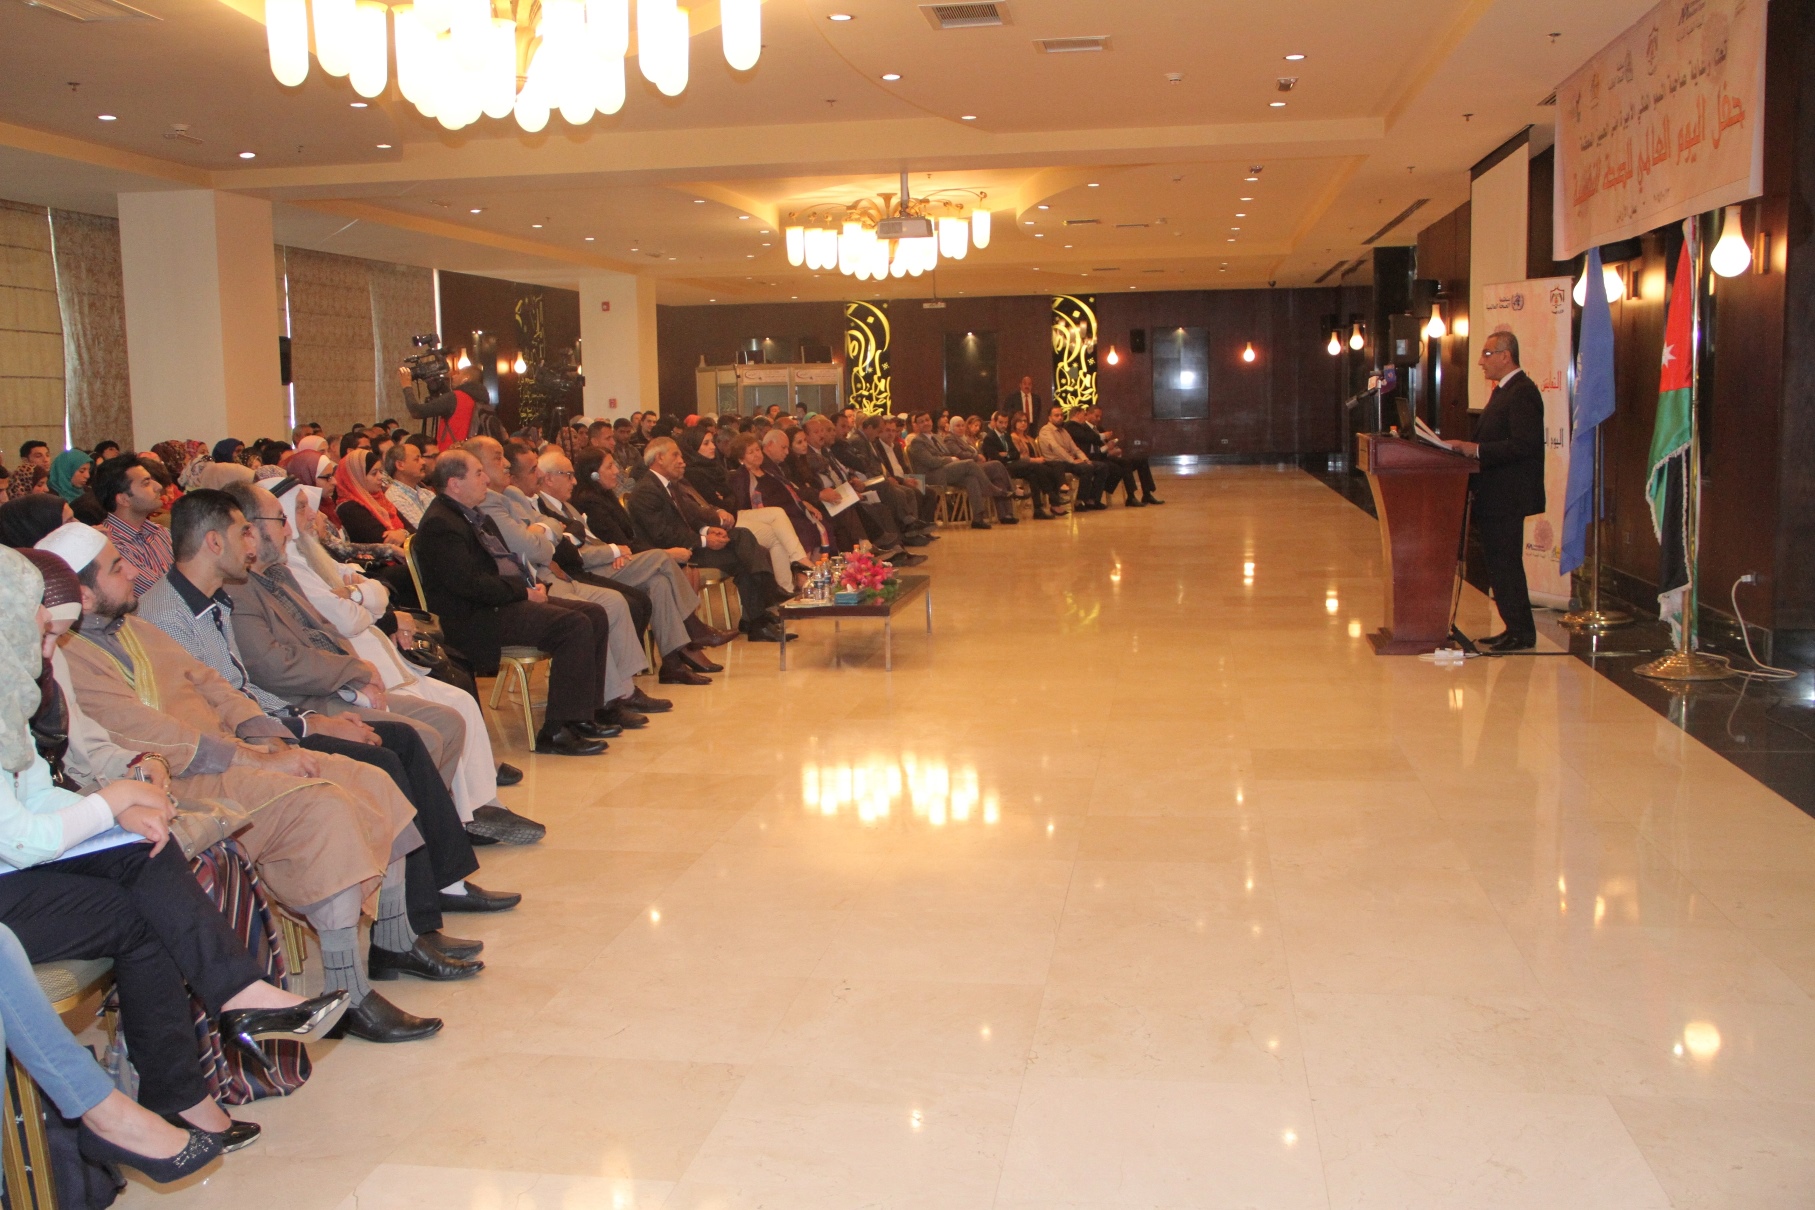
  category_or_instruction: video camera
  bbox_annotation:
[399,333,461,421]
[517,351,586,431]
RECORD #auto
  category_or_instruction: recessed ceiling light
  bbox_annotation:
[1036,204,1049,210]
[1063,244,1072,248]
[709,298,716,301]
[760,229,771,234]
[470,207,483,213]
[97,114,116,121]
[738,214,750,220]
[881,72,901,81]
[960,114,977,120]
[1231,226,1241,231]
[375,142,392,149]
[1240,196,1254,201]
[584,236,595,241]
[762,242,771,246]
[747,254,755,258]
[532,223,543,228]
[1087,182,1100,187]
[828,12,853,20]
[349,101,367,108]
[1227,237,1237,242]
[791,295,799,299]
[1245,176,1260,182]
[1024,220,1035,225]
[238,151,257,159]
[693,198,706,204]
[1235,212,1246,217]
[1284,53,1306,61]
[1269,101,1287,108]
[668,256,678,261]
[1034,233,1044,238]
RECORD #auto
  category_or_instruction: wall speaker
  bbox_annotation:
[1388,314,1423,366]
[278,335,292,385]
[1130,328,1146,355]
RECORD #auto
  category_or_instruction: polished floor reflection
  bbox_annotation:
[133,467,1815,1209]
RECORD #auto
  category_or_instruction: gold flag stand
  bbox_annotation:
[1561,428,1633,631]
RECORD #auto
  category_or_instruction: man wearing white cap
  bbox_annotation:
[39,522,450,1044]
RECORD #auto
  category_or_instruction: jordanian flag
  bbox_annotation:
[1646,235,1695,640]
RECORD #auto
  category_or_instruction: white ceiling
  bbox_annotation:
[0,0,1652,302]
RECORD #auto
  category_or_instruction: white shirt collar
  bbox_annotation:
[1497,366,1525,389]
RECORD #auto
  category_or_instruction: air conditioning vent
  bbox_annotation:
[1361,198,1429,245]
[1064,218,1100,226]
[1035,35,1109,54]
[1537,90,1558,106]
[19,0,158,21]
[920,2,1007,30]
[1114,222,1148,229]
[1142,268,1166,274]
[1091,267,1121,273]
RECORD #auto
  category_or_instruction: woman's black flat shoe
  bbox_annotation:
[79,1123,219,1182]
[161,1113,261,1155]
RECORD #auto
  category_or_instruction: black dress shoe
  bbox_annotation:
[417,930,484,960]
[572,719,623,741]
[659,661,712,686]
[466,803,546,845]
[888,552,928,567]
[623,687,673,713]
[80,1123,219,1183]
[535,724,606,756]
[996,515,1019,526]
[217,990,350,1070]
[969,520,993,530]
[494,762,524,787]
[438,882,522,913]
[685,623,738,648]
[681,647,724,673]
[599,704,650,730]
[369,939,484,981]
[1142,494,1165,505]
[744,622,796,642]
[902,533,932,546]
[326,990,443,1043]
[1487,631,1537,652]
[162,1113,261,1155]
[1125,496,1146,507]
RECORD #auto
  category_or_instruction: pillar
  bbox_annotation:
[116,190,285,449]
[577,272,659,417]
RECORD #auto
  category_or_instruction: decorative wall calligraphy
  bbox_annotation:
[844,300,891,415]
[1553,0,1765,260]
[1051,294,1098,412]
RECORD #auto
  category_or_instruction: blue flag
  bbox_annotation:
[1561,247,1617,575]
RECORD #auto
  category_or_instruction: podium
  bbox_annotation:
[1356,434,1475,655]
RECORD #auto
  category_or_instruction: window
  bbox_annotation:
[1151,326,1210,420]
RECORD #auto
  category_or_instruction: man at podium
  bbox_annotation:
[1444,331,1546,651]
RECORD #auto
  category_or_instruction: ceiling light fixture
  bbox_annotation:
[265,0,760,131]
[1036,204,1049,210]
[1245,176,1260,182]
[1285,52,1305,60]
[375,142,391,148]
[960,114,977,120]
[784,176,989,279]
[470,207,483,213]
[97,114,117,121]
[693,199,706,204]
[238,151,257,159]
[881,72,901,81]
[584,235,594,240]
[1240,196,1254,201]
[349,101,367,108]
[1269,101,1286,107]
[1087,182,1099,187]
[828,12,853,20]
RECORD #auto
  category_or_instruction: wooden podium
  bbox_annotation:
[1356,434,1475,655]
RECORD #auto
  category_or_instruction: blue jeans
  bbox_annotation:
[0,923,114,1118]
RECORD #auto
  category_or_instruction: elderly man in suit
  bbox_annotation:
[628,438,792,642]
[412,451,615,755]
[1004,375,1043,419]
[1446,330,1547,651]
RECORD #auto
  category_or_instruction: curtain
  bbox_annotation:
[49,209,131,452]
[367,261,435,426]
[281,246,376,439]
[0,200,66,466]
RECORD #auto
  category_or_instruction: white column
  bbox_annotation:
[117,190,285,448]
[577,272,659,417]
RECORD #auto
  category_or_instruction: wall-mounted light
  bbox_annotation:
[1241,342,1256,363]
[1104,345,1120,366]
[1348,321,1365,351]
[1425,301,1446,339]
[511,354,527,374]
[1326,330,1341,356]
[1711,205,1753,278]
[455,350,472,370]
[1573,259,1627,305]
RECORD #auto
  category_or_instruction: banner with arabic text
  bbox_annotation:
[1553,0,1765,260]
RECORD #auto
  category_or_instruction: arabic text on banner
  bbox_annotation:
[1553,0,1765,261]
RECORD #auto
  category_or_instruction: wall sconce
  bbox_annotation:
[511,354,528,374]
[1241,342,1257,363]
[1573,259,1626,305]
[455,350,472,370]
[1425,301,1446,340]
[1104,345,1120,366]
[1711,205,1753,278]
[1326,330,1341,356]
[1348,320,1365,351]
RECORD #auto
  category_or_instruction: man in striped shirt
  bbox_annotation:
[93,453,173,597]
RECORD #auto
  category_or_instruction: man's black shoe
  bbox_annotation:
[438,882,521,913]
[624,687,673,713]
[1487,632,1537,652]
[681,647,724,673]
[368,939,484,982]
[417,931,483,960]
[659,662,711,685]
[466,804,545,846]
[1125,496,1146,507]
[1142,495,1165,505]
[494,762,524,787]
[327,991,443,1043]
[534,725,606,756]
[572,719,622,741]
[599,702,650,729]
[745,622,796,642]
[902,533,932,546]
[888,552,928,567]
[970,520,992,530]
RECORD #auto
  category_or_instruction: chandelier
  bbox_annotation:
[786,175,990,281]
[262,0,762,133]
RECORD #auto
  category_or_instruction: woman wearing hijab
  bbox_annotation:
[0,495,72,549]
[332,449,409,546]
[0,546,348,1155]
[49,449,91,503]
[211,439,244,465]
[286,448,327,489]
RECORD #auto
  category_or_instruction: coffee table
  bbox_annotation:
[777,574,932,670]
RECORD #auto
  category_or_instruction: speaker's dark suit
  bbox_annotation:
[626,471,784,623]
[1471,369,1547,641]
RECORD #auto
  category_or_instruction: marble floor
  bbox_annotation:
[129,466,1815,1209]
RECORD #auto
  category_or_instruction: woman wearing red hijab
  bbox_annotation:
[332,449,409,546]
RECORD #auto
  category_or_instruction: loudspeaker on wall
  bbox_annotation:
[1130,328,1146,354]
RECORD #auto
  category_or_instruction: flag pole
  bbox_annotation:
[1637,212,1735,681]
[1561,425,1633,630]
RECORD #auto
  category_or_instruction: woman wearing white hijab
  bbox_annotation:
[270,480,542,844]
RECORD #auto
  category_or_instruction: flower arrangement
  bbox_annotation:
[837,549,899,604]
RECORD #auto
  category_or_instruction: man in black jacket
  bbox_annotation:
[627,438,793,642]
[1065,405,1160,506]
[1446,331,1547,651]
[412,451,614,755]
[981,411,1065,519]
